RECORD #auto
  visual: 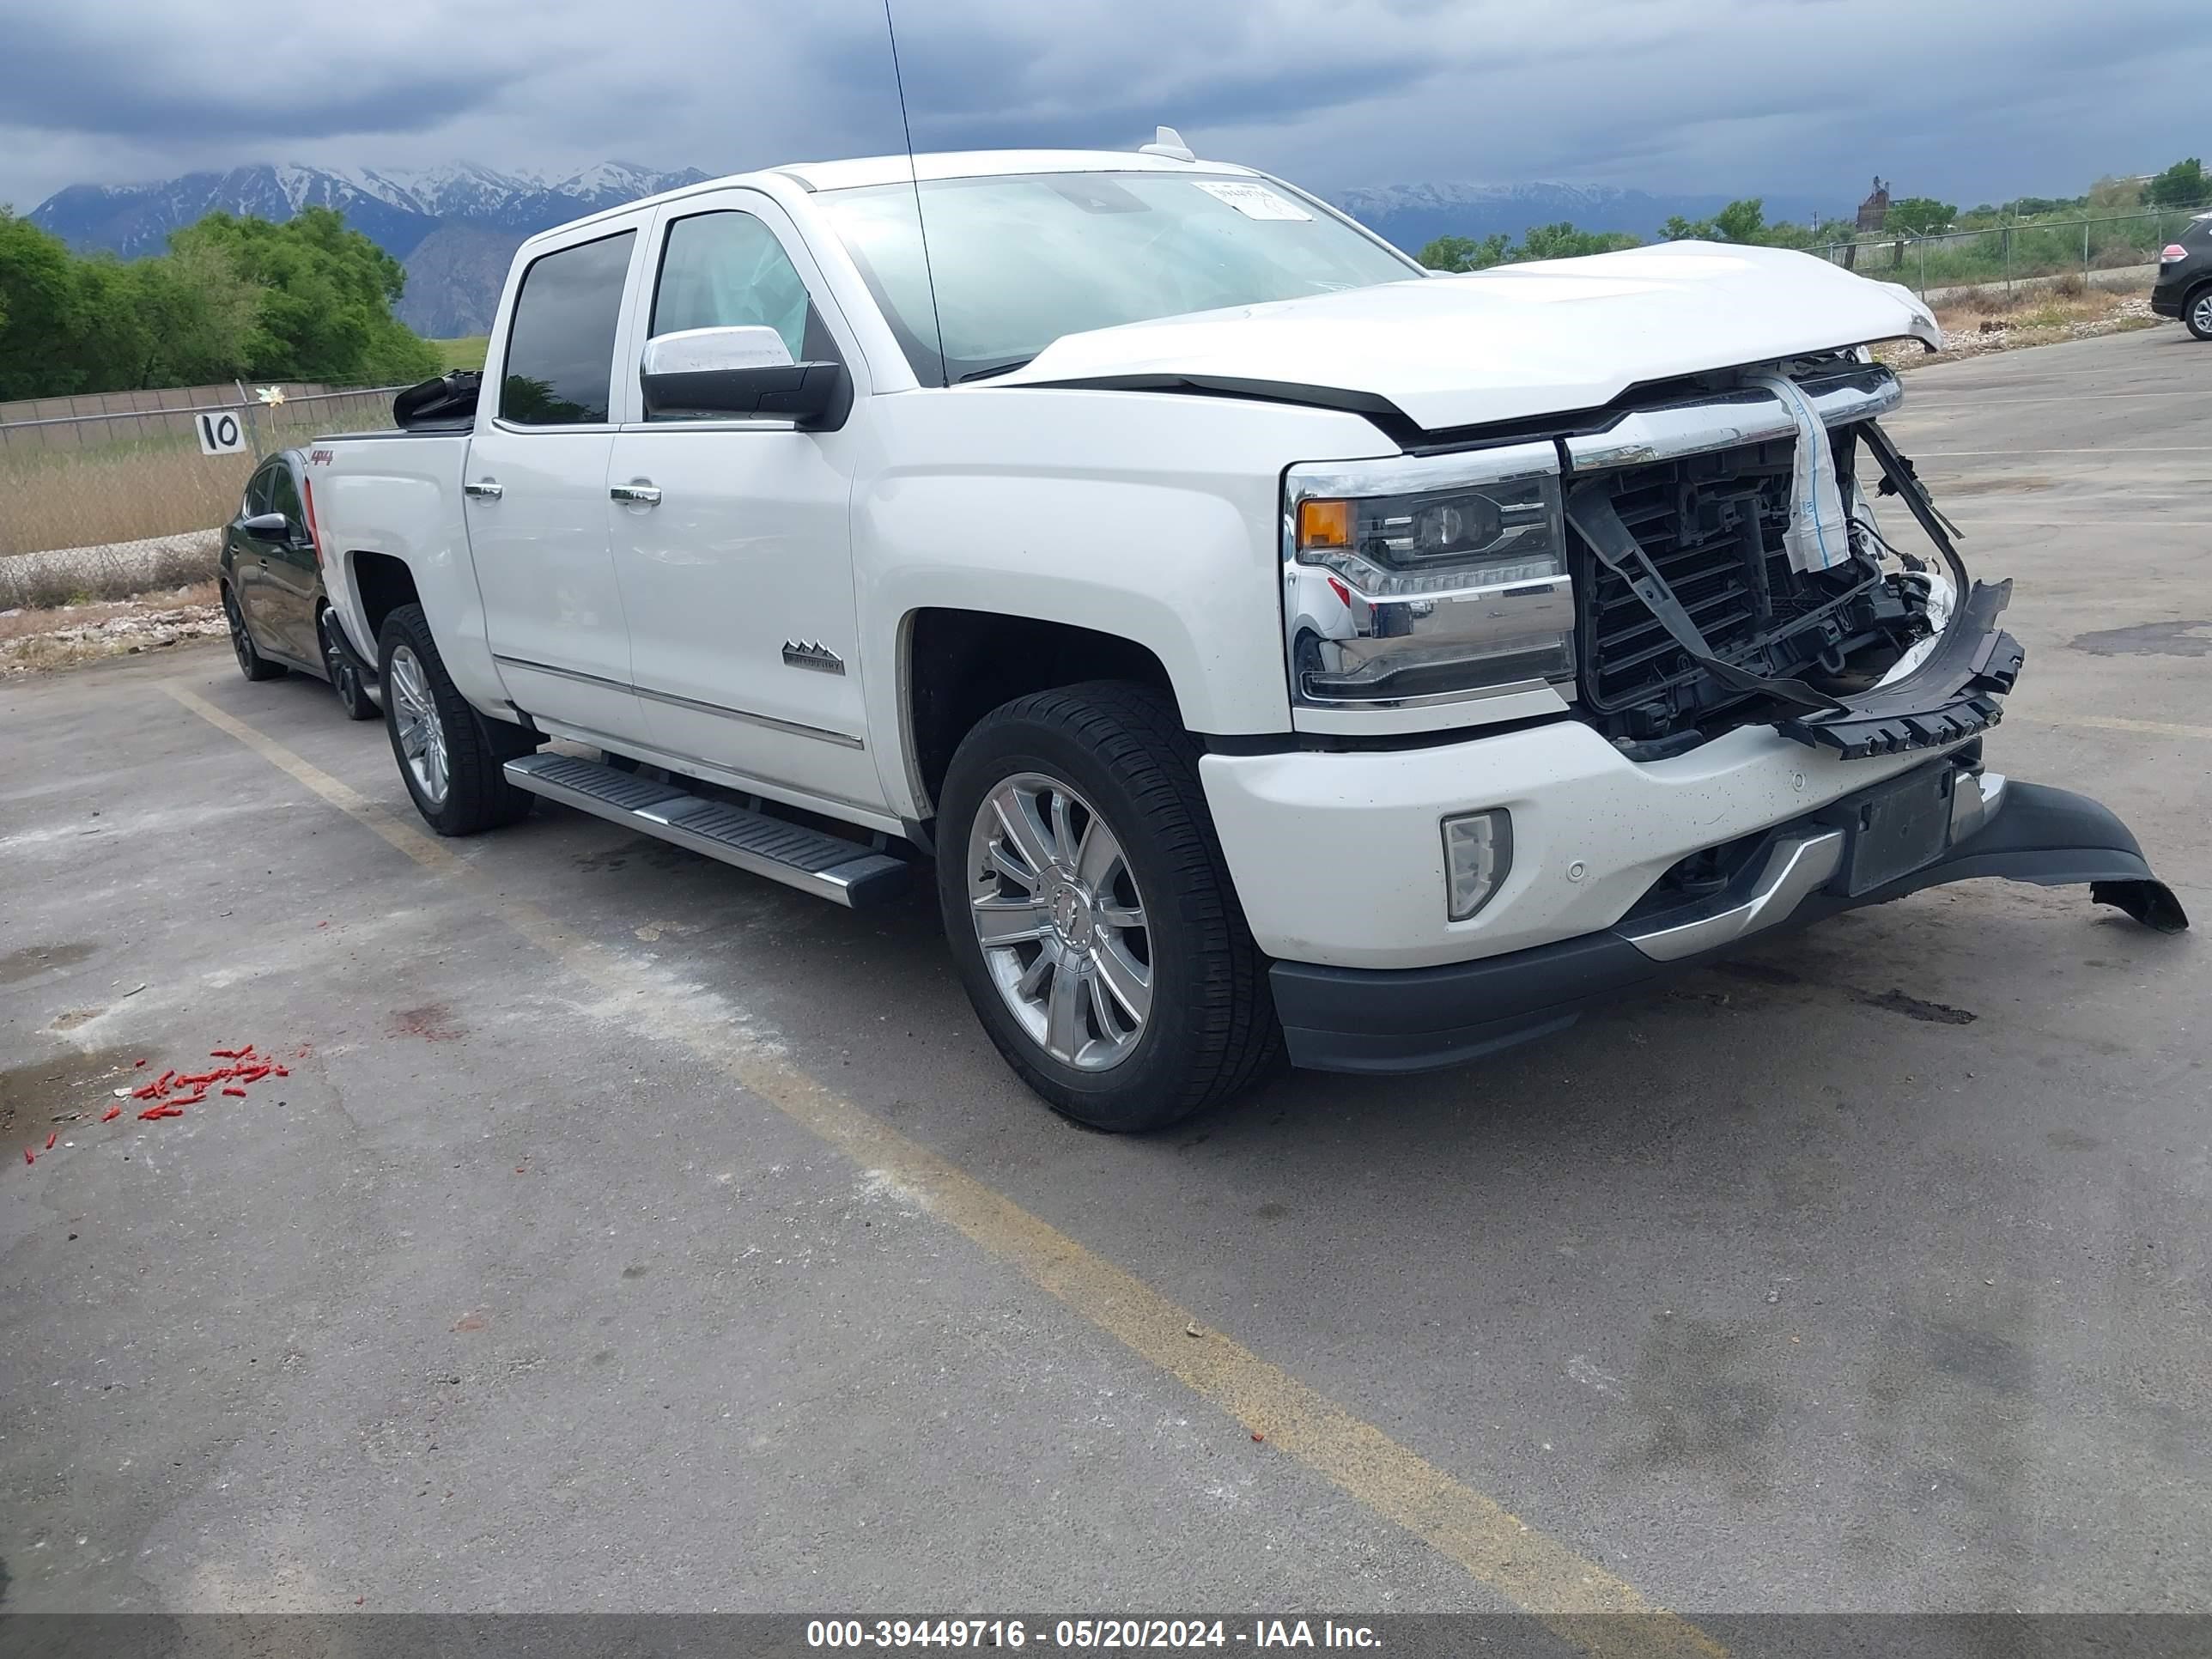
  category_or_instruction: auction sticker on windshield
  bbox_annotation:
[1191,179,1312,220]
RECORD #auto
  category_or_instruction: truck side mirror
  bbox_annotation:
[641,325,848,428]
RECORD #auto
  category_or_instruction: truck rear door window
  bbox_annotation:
[500,230,635,427]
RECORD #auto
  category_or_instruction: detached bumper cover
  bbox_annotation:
[1273,763,2186,1074]
[1778,578,2022,758]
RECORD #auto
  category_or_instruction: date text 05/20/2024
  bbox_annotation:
[806,1620,1382,1650]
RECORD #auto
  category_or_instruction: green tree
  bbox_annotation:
[1884,197,1957,236]
[1423,224,1642,268]
[1419,232,1510,271]
[2087,175,2144,212]
[0,203,439,398]
[2147,157,2208,209]
[130,238,261,385]
[1516,222,1641,261]
[0,209,93,399]
[175,206,437,385]
[1710,198,1766,243]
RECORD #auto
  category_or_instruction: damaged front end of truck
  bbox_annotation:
[1547,356,2187,939]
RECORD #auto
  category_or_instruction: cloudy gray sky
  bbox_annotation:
[3,0,2208,213]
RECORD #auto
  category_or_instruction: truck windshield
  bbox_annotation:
[815,171,1422,385]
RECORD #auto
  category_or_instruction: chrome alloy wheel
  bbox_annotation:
[2194,291,2212,338]
[387,643,450,805]
[966,771,1152,1071]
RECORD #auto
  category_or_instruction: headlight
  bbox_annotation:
[1284,441,1576,716]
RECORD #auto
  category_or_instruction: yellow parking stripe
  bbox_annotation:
[163,680,1722,1659]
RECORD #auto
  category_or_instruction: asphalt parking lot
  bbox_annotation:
[3,326,2207,1631]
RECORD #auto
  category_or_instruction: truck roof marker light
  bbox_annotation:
[1298,498,1350,550]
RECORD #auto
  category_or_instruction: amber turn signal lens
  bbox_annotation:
[1297,498,1351,550]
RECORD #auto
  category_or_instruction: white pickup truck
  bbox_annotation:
[307,140,2185,1130]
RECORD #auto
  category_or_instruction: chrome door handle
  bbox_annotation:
[464,480,503,500]
[609,483,661,506]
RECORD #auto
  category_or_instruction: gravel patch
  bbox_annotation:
[1877,299,2164,369]
[0,586,227,676]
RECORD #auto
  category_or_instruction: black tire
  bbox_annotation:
[376,602,538,836]
[319,606,380,721]
[935,681,1280,1132]
[2187,285,2212,343]
[222,583,285,682]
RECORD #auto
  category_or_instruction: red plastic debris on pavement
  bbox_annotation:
[222,1088,247,1098]
[45,1132,57,1151]
[137,1105,185,1121]
[134,1059,148,1067]
[101,1106,122,1123]
[210,1048,248,1060]
[23,1148,33,1166]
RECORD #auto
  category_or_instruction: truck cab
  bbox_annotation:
[309,143,2185,1130]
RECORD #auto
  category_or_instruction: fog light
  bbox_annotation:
[1443,810,1512,921]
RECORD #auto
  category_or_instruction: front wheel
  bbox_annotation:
[936,681,1279,1131]
[319,607,380,721]
[377,603,537,835]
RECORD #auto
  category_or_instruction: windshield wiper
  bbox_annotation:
[956,356,1036,384]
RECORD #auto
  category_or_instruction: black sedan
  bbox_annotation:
[2153,212,2212,341]
[218,448,379,718]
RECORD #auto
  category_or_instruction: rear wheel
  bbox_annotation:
[222,584,284,682]
[319,606,380,721]
[377,603,537,835]
[2188,287,2212,342]
[936,681,1279,1131]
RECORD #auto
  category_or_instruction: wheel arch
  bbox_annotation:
[901,609,1181,818]
[349,550,422,644]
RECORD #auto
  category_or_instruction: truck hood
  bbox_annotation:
[997,240,1941,434]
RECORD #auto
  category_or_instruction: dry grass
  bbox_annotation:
[0,441,252,558]
[1879,283,2160,369]
[0,395,397,559]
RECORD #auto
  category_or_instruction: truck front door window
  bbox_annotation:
[649,210,839,371]
[499,230,635,426]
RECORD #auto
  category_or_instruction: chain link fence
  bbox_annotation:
[0,384,406,604]
[1811,204,2204,300]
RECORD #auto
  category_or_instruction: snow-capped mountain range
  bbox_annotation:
[28,161,710,337]
[27,161,1838,340]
